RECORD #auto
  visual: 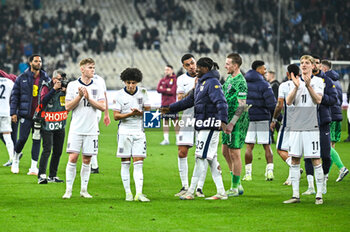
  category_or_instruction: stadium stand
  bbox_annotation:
[1,0,349,89]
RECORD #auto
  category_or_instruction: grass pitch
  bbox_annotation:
[0,112,350,232]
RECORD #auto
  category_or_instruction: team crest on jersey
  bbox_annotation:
[138,98,143,105]
[200,86,204,91]
[92,89,97,97]
[227,84,232,91]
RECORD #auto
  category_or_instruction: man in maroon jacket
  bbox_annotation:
[157,65,177,145]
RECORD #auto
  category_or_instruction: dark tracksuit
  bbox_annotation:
[10,68,50,161]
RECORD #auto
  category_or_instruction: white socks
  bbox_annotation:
[197,158,208,190]
[188,158,205,193]
[178,157,188,188]
[208,157,225,195]
[163,133,169,142]
[314,164,324,198]
[133,161,144,194]
[66,161,77,192]
[266,163,274,172]
[291,164,301,198]
[245,163,252,175]
[307,175,315,189]
[285,157,291,167]
[121,161,131,193]
[90,155,98,169]
[3,133,13,161]
[30,159,38,171]
[80,163,91,192]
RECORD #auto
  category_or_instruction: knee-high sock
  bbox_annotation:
[197,158,208,190]
[208,157,225,195]
[245,163,252,175]
[290,164,300,198]
[66,162,77,191]
[80,163,91,192]
[121,161,131,193]
[90,155,98,169]
[330,147,344,170]
[133,161,144,194]
[188,158,205,194]
[178,157,188,188]
[3,134,14,161]
[314,164,324,199]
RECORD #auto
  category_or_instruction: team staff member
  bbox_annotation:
[10,54,50,175]
[37,70,68,184]
[157,64,177,145]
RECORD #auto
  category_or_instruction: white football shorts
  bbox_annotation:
[195,130,219,160]
[288,130,320,158]
[66,133,98,156]
[244,120,270,144]
[117,132,147,158]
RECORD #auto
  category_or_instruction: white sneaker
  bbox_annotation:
[315,197,323,205]
[302,188,316,195]
[336,167,349,182]
[283,197,300,204]
[195,188,205,197]
[174,187,188,197]
[205,193,228,200]
[160,140,170,145]
[125,192,133,201]
[3,160,12,167]
[242,174,252,181]
[11,160,19,174]
[226,188,239,197]
[134,193,150,202]
[62,190,72,199]
[80,191,92,198]
[27,167,38,176]
[179,191,194,200]
[265,170,274,181]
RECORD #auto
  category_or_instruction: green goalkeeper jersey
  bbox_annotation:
[222,73,248,121]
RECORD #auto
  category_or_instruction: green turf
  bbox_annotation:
[1,111,350,232]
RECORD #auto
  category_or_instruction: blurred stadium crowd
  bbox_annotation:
[0,0,349,88]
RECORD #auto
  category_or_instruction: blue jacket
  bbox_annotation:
[10,68,50,119]
[245,70,276,121]
[316,71,337,125]
[169,70,228,131]
[326,70,343,121]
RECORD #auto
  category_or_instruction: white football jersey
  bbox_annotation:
[176,73,195,116]
[113,87,150,133]
[66,78,105,135]
[278,80,293,127]
[0,77,14,116]
[93,74,107,119]
[288,76,324,131]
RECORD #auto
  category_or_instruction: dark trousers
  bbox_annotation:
[305,124,331,175]
[38,129,65,177]
[14,118,41,161]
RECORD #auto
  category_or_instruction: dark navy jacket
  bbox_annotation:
[10,68,50,119]
[169,70,228,131]
[245,70,276,121]
[326,70,343,121]
[316,71,337,126]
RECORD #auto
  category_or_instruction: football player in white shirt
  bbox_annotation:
[270,64,300,185]
[90,74,110,174]
[63,58,106,199]
[113,68,151,202]
[174,54,208,198]
[0,77,14,167]
[284,55,324,205]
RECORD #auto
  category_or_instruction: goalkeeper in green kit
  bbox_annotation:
[221,53,250,197]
